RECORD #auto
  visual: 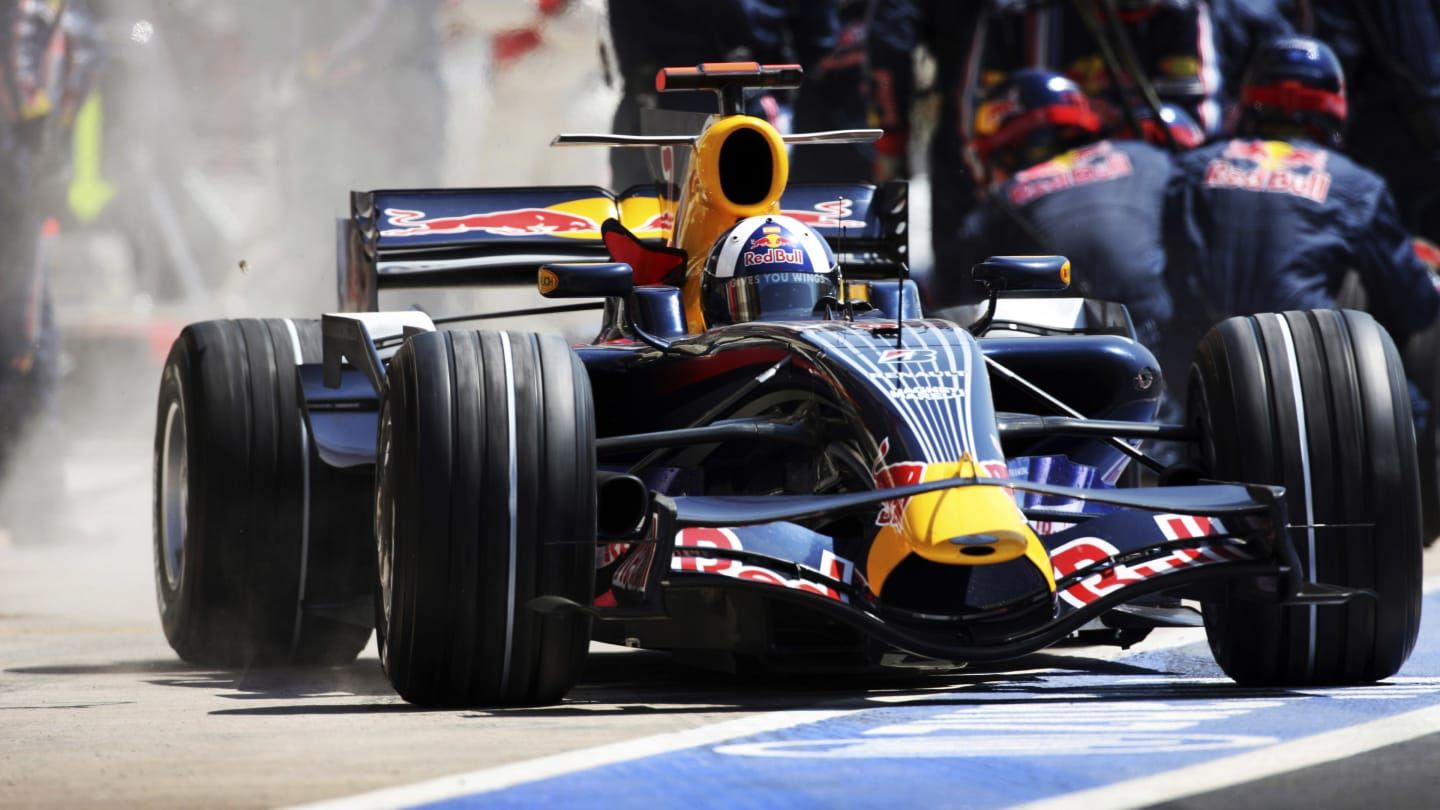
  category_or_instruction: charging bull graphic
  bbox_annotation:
[381,207,602,238]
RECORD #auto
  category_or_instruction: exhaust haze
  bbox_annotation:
[0,0,617,611]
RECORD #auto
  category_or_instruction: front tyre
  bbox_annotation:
[1191,310,1423,686]
[376,330,596,707]
[154,319,374,667]
[1402,321,1440,547]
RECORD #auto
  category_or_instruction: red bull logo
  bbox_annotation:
[871,458,1011,527]
[1205,140,1332,203]
[1051,516,1242,609]
[671,527,852,602]
[1008,142,1135,206]
[1221,139,1328,171]
[748,225,791,249]
[868,438,1009,528]
[874,461,927,527]
[744,225,804,266]
[744,246,804,267]
[871,437,921,527]
[781,200,866,229]
[631,211,674,233]
[381,207,602,238]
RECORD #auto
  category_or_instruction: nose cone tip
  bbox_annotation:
[949,533,1021,558]
[901,485,1032,565]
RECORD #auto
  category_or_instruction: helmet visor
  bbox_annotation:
[718,271,837,323]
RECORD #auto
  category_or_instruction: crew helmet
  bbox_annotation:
[1237,35,1347,148]
[700,215,839,326]
[969,69,1102,180]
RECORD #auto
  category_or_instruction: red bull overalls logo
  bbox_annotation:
[1008,142,1135,206]
[1202,140,1332,203]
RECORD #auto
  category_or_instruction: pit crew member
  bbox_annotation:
[1161,35,1440,403]
[867,0,987,305]
[0,0,75,540]
[947,69,1177,351]
[1281,0,1440,243]
[966,0,1293,138]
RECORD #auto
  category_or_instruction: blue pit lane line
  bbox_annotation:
[297,584,1440,810]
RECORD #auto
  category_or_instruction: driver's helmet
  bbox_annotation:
[701,214,839,326]
[969,68,1102,183]
[1236,35,1347,148]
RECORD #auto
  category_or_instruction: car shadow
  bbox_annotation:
[6,656,397,701]
[10,638,1274,719]
[206,645,1209,718]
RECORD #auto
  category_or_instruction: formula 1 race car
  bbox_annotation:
[152,64,1423,706]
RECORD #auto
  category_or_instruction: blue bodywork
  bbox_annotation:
[308,180,1307,670]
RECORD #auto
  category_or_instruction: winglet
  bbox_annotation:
[602,218,687,287]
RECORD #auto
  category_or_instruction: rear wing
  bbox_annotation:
[340,180,908,311]
[341,185,638,311]
[780,181,908,280]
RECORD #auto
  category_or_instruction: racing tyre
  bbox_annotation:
[1402,321,1440,547]
[377,330,595,707]
[154,319,374,667]
[1191,310,1423,686]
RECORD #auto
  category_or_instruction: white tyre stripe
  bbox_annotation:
[284,318,312,652]
[498,332,519,695]
[1273,315,1317,677]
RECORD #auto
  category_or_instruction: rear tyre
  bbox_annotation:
[154,319,374,667]
[1190,310,1423,686]
[376,330,595,707]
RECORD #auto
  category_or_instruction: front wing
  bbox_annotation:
[536,476,1362,664]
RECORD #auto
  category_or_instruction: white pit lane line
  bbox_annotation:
[284,575,1440,810]
[1006,703,1440,810]
[281,709,859,810]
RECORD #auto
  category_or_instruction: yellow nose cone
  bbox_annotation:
[902,482,1032,563]
[866,457,1053,595]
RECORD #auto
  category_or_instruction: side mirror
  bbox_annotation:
[538,262,635,299]
[541,262,679,351]
[971,255,1071,293]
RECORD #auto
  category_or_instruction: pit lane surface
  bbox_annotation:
[3,429,1440,810]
